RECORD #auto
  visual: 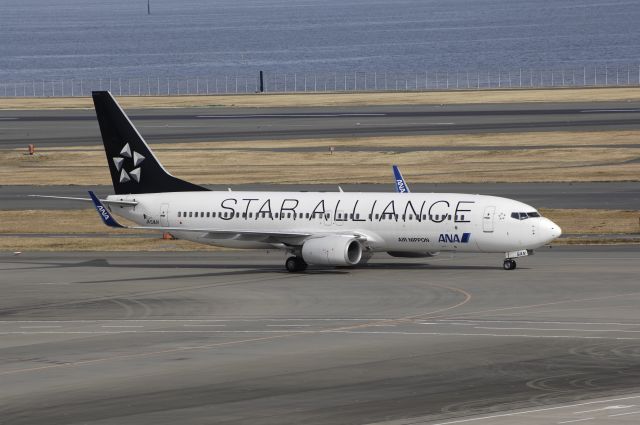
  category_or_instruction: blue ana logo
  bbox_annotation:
[396,179,408,193]
[439,233,471,243]
[97,205,111,221]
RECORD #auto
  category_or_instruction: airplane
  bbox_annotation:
[37,91,562,272]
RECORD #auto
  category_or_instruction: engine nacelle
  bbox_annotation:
[301,235,363,266]
[387,251,440,258]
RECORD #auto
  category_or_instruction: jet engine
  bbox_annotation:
[301,235,363,266]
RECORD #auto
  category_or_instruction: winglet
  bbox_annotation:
[88,191,125,228]
[392,165,410,193]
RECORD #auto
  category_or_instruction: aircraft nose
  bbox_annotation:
[541,218,562,242]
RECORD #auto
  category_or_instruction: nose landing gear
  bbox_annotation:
[285,256,308,272]
[503,259,517,270]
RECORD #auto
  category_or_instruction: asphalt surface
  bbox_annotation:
[1,247,639,425]
[2,102,640,148]
[6,182,640,210]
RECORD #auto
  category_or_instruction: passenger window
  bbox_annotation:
[375,214,379,219]
[189,212,192,217]
[206,212,210,218]
[212,212,216,218]
[460,215,465,221]
[178,212,181,217]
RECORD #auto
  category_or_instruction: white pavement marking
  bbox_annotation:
[334,330,640,340]
[101,325,144,328]
[182,324,226,327]
[267,324,312,327]
[19,326,61,329]
[6,329,640,339]
[557,419,593,424]
[0,318,386,323]
[475,327,640,333]
[430,395,640,425]
[609,410,640,417]
[0,330,314,335]
[573,405,635,414]
[0,117,17,120]
[439,319,640,326]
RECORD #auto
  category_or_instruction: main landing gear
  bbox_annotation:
[503,259,517,270]
[285,256,308,272]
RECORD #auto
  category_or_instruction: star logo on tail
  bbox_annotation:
[112,143,145,183]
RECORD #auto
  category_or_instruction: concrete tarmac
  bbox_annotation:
[2,102,640,148]
[1,246,639,424]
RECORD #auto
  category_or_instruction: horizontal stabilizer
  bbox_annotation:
[29,194,138,206]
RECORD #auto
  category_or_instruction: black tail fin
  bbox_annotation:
[92,91,208,194]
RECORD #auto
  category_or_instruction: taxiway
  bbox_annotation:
[1,247,639,424]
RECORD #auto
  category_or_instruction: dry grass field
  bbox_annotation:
[2,131,640,186]
[2,87,640,110]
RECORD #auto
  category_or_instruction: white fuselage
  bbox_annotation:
[107,191,561,254]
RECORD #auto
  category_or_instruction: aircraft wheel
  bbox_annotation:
[503,259,516,270]
[285,256,307,272]
[297,258,308,272]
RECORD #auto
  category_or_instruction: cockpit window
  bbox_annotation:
[511,211,542,220]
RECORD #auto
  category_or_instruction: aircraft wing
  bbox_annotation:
[88,191,368,244]
[30,194,138,207]
[392,165,410,193]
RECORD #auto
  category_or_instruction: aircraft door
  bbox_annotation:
[160,203,169,226]
[482,206,495,232]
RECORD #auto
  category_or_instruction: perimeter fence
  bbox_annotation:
[2,65,640,97]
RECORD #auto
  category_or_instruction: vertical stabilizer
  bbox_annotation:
[92,91,208,194]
